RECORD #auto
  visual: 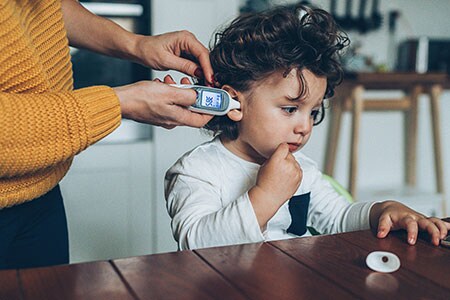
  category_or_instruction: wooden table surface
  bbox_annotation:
[2,228,449,300]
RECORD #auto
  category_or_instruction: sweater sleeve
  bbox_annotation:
[308,168,376,234]
[0,86,121,177]
[165,174,264,250]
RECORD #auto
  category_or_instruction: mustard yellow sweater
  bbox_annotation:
[0,0,122,208]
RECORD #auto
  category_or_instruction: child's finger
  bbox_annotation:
[443,219,450,230]
[402,217,419,245]
[418,218,441,246]
[271,143,290,161]
[432,218,449,239]
[377,215,393,238]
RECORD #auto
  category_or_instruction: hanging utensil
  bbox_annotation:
[357,0,368,33]
[370,0,382,29]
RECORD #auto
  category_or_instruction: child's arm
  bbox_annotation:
[248,143,303,228]
[165,143,301,249]
[369,201,450,246]
[166,175,266,250]
[165,148,270,250]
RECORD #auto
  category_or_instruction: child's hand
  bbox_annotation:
[255,143,302,203]
[249,143,302,227]
[370,201,450,246]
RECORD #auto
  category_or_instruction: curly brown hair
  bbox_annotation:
[204,4,349,140]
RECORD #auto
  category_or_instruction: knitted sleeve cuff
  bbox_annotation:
[73,86,122,145]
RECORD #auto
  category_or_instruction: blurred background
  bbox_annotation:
[60,0,450,263]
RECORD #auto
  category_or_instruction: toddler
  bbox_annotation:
[164,4,449,250]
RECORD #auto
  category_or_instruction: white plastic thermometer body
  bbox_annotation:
[171,84,240,115]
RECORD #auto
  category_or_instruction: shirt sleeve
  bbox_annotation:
[166,174,264,250]
[0,86,121,177]
[307,168,376,234]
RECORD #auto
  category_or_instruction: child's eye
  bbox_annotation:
[282,106,298,114]
[311,102,326,126]
[310,109,320,120]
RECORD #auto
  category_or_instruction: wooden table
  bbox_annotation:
[324,72,448,212]
[2,228,450,300]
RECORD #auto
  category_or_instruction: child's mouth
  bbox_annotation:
[288,143,300,152]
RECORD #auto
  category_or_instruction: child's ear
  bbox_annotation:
[222,85,243,121]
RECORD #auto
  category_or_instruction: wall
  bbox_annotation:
[61,141,154,263]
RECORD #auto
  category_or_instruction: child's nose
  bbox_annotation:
[293,115,312,136]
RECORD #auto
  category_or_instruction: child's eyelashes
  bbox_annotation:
[281,106,298,114]
[311,109,320,120]
[312,102,325,126]
[280,103,325,125]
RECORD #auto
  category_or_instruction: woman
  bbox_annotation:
[0,0,213,269]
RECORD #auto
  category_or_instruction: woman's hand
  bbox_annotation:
[61,1,214,85]
[133,31,214,86]
[370,201,450,246]
[114,76,213,129]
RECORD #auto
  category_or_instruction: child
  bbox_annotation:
[164,4,449,250]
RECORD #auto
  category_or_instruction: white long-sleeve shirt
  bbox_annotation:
[165,137,375,250]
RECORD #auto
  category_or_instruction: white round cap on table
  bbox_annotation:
[366,251,401,273]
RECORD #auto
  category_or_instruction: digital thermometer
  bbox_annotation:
[171,84,240,115]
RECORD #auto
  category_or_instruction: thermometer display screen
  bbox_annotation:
[200,91,223,109]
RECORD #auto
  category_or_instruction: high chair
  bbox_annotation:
[307,174,354,236]
[323,72,447,214]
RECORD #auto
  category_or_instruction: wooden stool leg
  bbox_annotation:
[429,84,446,215]
[349,85,364,199]
[324,96,343,176]
[404,85,421,187]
